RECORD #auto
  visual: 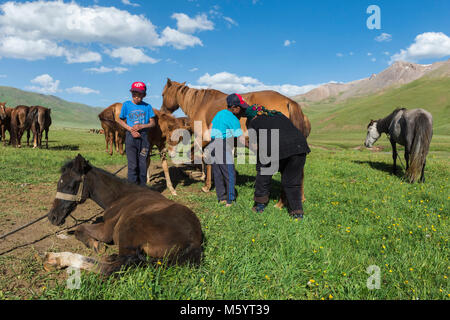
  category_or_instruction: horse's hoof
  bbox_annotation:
[201,186,210,193]
[274,202,284,209]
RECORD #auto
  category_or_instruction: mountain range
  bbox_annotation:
[295,59,450,103]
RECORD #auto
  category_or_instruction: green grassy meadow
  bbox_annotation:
[0,127,448,300]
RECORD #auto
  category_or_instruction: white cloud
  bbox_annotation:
[336,53,344,57]
[65,50,102,64]
[223,16,238,27]
[106,47,159,65]
[0,1,210,61]
[160,27,203,49]
[0,1,161,48]
[0,74,6,78]
[371,58,377,62]
[383,51,390,56]
[284,40,296,47]
[171,13,214,33]
[367,52,373,56]
[349,52,354,56]
[375,33,392,42]
[189,67,199,72]
[191,71,321,96]
[85,66,128,74]
[0,36,66,61]
[66,86,100,95]
[121,0,140,7]
[390,32,450,63]
[26,74,60,94]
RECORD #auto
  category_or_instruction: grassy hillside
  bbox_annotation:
[0,86,104,129]
[301,78,450,134]
[299,77,450,152]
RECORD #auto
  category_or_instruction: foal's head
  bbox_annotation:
[161,78,186,113]
[364,120,381,148]
[158,112,192,158]
[48,154,91,226]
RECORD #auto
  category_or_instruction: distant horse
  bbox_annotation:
[10,105,31,148]
[365,108,433,183]
[44,154,203,276]
[25,106,52,148]
[98,103,126,155]
[160,78,311,206]
[0,102,13,146]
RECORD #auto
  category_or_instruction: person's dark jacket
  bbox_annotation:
[247,113,310,163]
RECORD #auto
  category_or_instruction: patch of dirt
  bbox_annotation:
[0,161,206,299]
[353,145,385,152]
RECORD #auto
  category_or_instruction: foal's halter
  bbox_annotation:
[55,175,86,203]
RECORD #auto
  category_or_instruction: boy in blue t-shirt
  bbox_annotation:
[117,82,155,186]
[206,93,246,207]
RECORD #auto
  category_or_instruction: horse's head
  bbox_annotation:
[0,102,6,120]
[48,154,91,226]
[364,120,381,148]
[160,78,186,113]
[158,113,192,158]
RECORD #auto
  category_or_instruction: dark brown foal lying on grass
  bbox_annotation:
[45,154,203,276]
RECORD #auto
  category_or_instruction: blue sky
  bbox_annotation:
[0,0,449,115]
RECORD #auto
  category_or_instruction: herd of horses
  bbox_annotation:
[0,102,52,149]
[2,78,433,277]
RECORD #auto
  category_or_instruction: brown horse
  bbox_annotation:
[98,103,126,155]
[10,105,31,148]
[44,154,203,276]
[147,110,192,195]
[25,106,52,148]
[99,103,192,195]
[0,102,13,146]
[160,79,311,206]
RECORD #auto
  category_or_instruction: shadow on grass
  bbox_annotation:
[49,144,80,151]
[147,163,203,193]
[352,160,405,178]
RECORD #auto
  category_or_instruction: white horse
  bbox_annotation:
[365,108,433,183]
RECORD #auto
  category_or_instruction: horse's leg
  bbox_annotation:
[1,125,5,146]
[390,139,397,175]
[45,128,49,149]
[404,148,410,171]
[146,147,152,183]
[43,252,99,272]
[74,223,112,253]
[26,129,30,147]
[420,159,426,183]
[161,151,177,195]
[201,164,212,193]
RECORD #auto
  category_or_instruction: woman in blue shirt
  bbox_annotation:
[206,94,246,207]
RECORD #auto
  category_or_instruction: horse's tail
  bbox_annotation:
[406,113,433,183]
[25,107,38,131]
[287,101,310,138]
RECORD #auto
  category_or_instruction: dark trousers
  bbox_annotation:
[207,138,236,204]
[254,153,306,213]
[125,131,150,186]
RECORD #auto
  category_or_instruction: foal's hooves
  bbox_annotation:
[201,186,210,193]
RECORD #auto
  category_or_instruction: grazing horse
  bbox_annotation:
[160,79,311,206]
[10,105,30,148]
[365,108,433,183]
[44,154,203,276]
[98,103,126,155]
[25,106,52,148]
[0,102,13,146]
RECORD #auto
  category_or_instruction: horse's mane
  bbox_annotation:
[173,82,225,114]
[376,107,407,133]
